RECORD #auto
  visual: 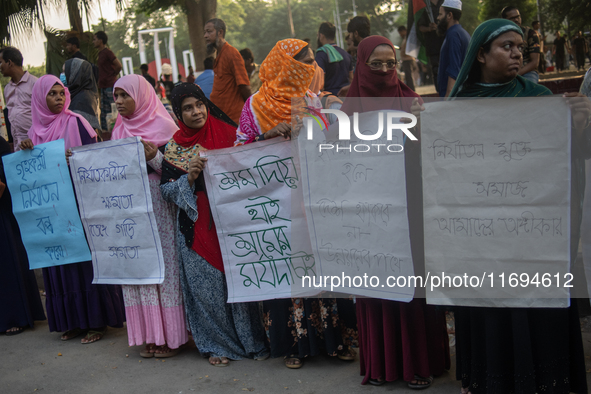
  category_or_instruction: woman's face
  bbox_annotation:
[296,48,315,65]
[367,44,397,73]
[46,83,66,114]
[477,31,524,84]
[114,88,136,117]
[181,96,208,129]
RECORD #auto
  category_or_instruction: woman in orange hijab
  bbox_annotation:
[235,39,315,144]
[235,38,358,369]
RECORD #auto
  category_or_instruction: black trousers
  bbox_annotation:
[576,52,585,69]
[555,53,565,70]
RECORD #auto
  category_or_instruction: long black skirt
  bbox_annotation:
[0,208,46,332]
[455,303,587,394]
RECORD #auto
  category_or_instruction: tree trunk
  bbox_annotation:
[287,0,295,38]
[67,0,84,33]
[185,0,217,71]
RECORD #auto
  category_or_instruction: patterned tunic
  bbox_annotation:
[161,173,268,359]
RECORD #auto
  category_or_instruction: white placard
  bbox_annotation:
[297,111,415,301]
[421,98,571,308]
[202,139,317,303]
[70,137,165,284]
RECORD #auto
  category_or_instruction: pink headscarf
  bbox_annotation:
[28,75,97,150]
[111,74,177,146]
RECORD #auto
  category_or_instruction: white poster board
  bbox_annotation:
[202,139,317,303]
[298,111,415,301]
[70,137,165,285]
[421,98,571,308]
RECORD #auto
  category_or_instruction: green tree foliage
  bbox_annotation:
[143,0,410,65]
[540,0,591,36]
[222,0,335,62]
[90,1,192,74]
[480,0,537,25]
[459,0,480,35]
[1,0,43,45]
[138,0,216,71]
[2,0,124,45]
[395,0,480,36]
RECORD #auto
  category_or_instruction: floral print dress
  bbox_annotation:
[263,297,358,359]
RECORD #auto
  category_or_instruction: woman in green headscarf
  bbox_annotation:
[448,18,550,98]
[449,19,591,394]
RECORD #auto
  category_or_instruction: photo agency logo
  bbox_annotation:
[304,108,418,153]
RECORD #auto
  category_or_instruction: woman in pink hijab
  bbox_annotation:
[111,74,188,358]
[22,74,97,150]
[21,74,126,344]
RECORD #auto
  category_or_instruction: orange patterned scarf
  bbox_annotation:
[251,39,315,133]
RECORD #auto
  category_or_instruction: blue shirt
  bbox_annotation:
[315,44,353,95]
[438,24,471,97]
[195,69,214,99]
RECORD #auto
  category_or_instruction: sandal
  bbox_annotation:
[209,356,230,367]
[408,375,433,390]
[337,346,357,361]
[140,344,156,358]
[255,353,270,361]
[6,327,25,336]
[81,329,104,344]
[284,354,303,369]
[369,378,386,386]
[154,345,180,358]
[61,328,86,341]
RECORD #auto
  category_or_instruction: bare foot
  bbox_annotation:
[154,345,171,354]
[6,327,24,336]
[140,344,156,357]
[284,355,303,369]
[209,356,229,366]
[81,329,104,344]
[408,375,433,389]
[61,328,85,341]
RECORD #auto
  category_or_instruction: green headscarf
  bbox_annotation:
[449,19,551,98]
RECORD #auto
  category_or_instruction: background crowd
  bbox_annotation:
[1,1,591,393]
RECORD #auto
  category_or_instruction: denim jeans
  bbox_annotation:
[100,87,114,132]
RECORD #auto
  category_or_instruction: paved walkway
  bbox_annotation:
[3,310,591,394]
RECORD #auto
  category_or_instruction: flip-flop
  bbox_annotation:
[284,355,303,369]
[408,375,433,390]
[369,378,386,386]
[337,346,357,361]
[61,328,85,341]
[81,330,104,344]
[5,327,24,336]
[255,353,270,361]
[140,344,155,358]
